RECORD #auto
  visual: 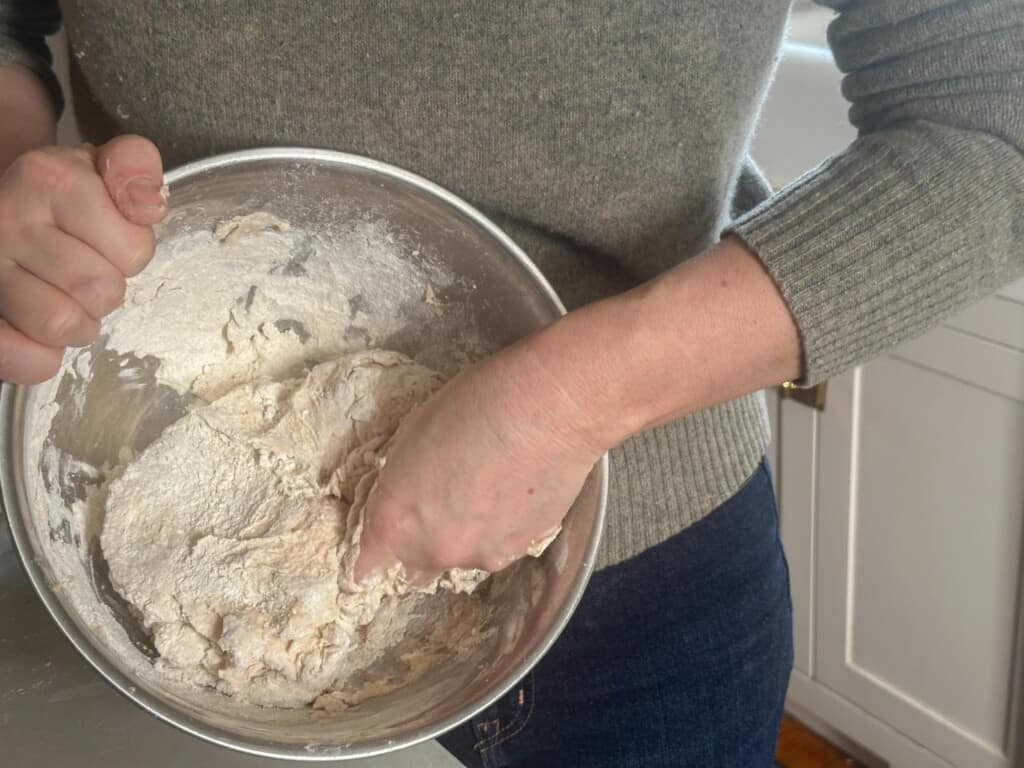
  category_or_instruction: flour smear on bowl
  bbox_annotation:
[28,213,550,711]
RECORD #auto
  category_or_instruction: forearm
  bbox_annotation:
[0,65,57,172]
[513,237,801,453]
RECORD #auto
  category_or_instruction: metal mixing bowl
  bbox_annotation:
[0,148,607,760]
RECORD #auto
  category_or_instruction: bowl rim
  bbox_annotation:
[0,147,609,761]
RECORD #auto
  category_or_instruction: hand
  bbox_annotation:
[0,135,166,383]
[355,346,603,581]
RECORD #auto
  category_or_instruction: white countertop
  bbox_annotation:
[0,523,460,768]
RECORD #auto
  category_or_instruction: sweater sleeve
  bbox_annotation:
[726,0,1024,385]
[0,0,63,116]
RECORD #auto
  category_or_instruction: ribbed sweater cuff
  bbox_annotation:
[726,123,1023,385]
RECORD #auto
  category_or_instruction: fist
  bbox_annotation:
[355,350,600,583]
[0,136,166,383]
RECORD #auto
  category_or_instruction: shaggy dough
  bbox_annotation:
[100,350,485,708]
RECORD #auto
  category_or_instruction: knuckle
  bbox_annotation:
[426,540,470,571]
[422,552,453,572]
[419,546,451,572]
[483,548,518,572]
[12,149,75,193]
[480,555,505,572]
[45,302,90,346]
[81,273,127,316]
[0,202,33,241]
[70,143,97,165]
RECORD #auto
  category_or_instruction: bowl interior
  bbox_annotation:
[2,150,604,760]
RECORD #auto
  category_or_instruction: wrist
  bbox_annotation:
[502,291,654,455]
[504,236,802,453]
[488,336,612,460]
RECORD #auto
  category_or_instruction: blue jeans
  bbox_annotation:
[438,461,793,768]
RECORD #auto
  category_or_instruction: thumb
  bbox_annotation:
[96,135,167,226]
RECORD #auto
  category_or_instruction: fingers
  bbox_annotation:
[2,143,160,277]
[0,260,99,348]
[96,135,167,226]
[0,138,164,385]
[10,230,126,319]
[49,169,156,276]
[354,521,401,583]
[405,567,443,590]
[457,548,516,574]
[0,320,63,383]
[355,497,518,583]
[355,534,441,589]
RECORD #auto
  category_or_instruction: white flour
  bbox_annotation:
[104,212,411,401]
[30,212,525,712]
[101,350,485,708]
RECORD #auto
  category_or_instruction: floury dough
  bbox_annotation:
[81,213,509,709]
[101,350,488,708]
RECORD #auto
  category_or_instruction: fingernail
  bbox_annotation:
[124,177,166,209]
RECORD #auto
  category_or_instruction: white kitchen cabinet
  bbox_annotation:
[753,12,1024,764]
[772,292,1024,768]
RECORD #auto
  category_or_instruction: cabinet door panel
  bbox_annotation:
[815,343,1024,768]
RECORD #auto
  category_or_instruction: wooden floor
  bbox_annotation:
[776,716,866,768]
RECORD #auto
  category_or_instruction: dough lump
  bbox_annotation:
[100,350,483,708]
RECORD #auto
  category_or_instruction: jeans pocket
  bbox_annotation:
[474,672,536,766]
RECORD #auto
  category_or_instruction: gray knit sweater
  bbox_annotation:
[3,1,1023,568]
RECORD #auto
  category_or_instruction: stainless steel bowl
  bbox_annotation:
[1,148,607,761]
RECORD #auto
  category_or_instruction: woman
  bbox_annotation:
[1,2,1022,765]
